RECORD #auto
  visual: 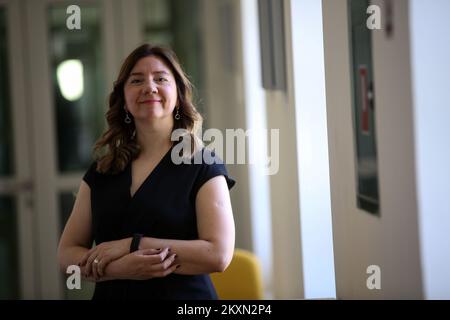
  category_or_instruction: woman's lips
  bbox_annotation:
[140,100,161,104]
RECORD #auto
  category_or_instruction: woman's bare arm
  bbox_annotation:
[57,181,94,273]
[138,175,235,275]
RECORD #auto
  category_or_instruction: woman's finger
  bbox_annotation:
[80,247,95,266]
[162,253,177,269]
[92,256,101,279]
[97,256,111,277]
[79,250,90,266]
[160,263,180,278]
[137,248,162,256]
[86,252,98,277]
[158,247,171,262]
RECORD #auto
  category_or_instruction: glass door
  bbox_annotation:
[0,0,38,299]
[22,0,121,299]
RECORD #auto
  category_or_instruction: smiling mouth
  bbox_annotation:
[140,100,161,104]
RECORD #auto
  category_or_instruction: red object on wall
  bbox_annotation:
[359,65,370,134]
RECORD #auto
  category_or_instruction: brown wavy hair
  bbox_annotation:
[93,44,203,174]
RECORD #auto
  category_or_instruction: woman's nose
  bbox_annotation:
[144,80,157,94]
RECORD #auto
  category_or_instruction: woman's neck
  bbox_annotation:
[135,120,173,158]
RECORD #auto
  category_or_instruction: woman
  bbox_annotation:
[58,44,235,299]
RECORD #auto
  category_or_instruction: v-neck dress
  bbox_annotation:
[83,147,235,300]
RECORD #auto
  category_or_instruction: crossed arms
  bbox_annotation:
[58,176,235,282]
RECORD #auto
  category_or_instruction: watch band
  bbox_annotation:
[130,233,143,253]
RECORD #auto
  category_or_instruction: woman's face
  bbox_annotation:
[124,55,178,124]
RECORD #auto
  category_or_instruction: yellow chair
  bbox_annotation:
[210,248,264,299]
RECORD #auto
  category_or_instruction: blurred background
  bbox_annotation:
[0,0,448,299]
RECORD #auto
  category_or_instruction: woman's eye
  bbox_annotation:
[157,77,168,82]
[130,78,142,84]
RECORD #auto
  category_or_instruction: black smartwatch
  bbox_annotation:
[130,233,143,253]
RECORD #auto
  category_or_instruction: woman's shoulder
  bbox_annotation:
[189,148,236,191]
[82,161,118,185]
[191,147,224,166]
[82,161,99,187]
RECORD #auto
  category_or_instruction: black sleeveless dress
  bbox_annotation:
[82,148,235,300]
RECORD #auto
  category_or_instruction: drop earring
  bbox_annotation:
[174,106,181,120]
[124,109,132,124]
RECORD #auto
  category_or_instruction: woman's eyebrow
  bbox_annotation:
[129,70,170,76]
[153,70,170,75]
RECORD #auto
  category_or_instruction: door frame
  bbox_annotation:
[0,0,37,299]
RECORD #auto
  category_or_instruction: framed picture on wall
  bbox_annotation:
[348,0,380,215]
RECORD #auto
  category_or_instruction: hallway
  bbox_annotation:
[0,0,448,299]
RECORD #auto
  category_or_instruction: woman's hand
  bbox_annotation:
[106,247,179,280]
[79,238,132,279]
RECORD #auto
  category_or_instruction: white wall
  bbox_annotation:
[202,0,275,297]
[290,0,335,299]
[259,0,305,299]
[323,0,423,299]
[201,0,254,252]
[410,0,450,299]
[239,0,273,297]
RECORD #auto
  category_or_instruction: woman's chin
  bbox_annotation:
[136,113,170,123]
